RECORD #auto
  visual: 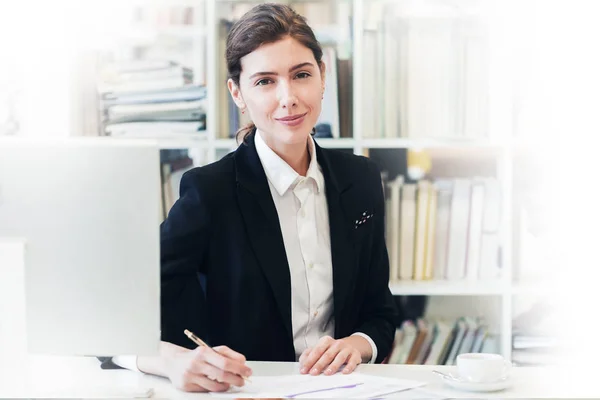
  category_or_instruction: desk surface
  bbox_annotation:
[0,356,594,398]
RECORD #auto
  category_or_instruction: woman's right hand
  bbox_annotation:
[164,345,253,392]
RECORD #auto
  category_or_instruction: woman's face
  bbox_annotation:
[229,36,325,147]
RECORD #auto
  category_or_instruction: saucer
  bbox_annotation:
[439,372,512,393]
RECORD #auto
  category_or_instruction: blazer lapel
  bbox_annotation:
[315,144,358,337]
[234,133,293,344]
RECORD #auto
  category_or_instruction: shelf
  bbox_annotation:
[103,136,510,151]
[119,26,206,43]
[217,0,343,3]
[389,280,509,296]
[129,0,203,5]
[314,137,356,148]
[362,137,502,149]
[214,137,356,150]
[108,135,208,150]
[215,138,238,149]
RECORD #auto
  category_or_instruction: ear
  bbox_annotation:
[227,79,246,110]
[319,61,327,94]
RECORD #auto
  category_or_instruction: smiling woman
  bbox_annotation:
[225,4,324,156]
[106,3,398,394]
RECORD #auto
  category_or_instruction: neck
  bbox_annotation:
[263,134,310,176]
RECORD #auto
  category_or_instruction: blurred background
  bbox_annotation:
[1,0,598,369]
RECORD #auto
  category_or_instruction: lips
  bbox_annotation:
[276,112,307,122]
[276,112,307,127]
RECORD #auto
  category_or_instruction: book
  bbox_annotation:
[393,320,418,364]
[413,181,431,280]
[406,319,428,364]
[315,46,340,138]
[479,178,502,279]
[106,121,206,137]
[445,318,467,365]
[445,179,471,279]
[101,85,207,106]
[387,176,404,282]
[465,181,485,280]
[425,320,453,365]
[399,183,417,280]
[432,180,452,279]
[423,184,438,280]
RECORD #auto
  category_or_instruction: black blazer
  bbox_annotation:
[157,132,397,363]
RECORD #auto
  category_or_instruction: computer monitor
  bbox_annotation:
[0,137,161,356]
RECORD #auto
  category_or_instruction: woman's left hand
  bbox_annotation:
[298,336,362,376]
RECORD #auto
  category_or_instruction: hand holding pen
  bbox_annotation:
[162,329,253,393]
[184,329,252,384]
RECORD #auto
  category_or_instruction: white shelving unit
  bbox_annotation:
[389,280,509,296]
[94,0,518,361]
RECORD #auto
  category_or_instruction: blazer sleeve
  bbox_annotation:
[159,170,212,349]
[354,160,398,363]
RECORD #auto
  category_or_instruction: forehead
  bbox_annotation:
[240,36,315,75]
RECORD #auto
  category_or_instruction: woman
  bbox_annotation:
[111,3,397,393]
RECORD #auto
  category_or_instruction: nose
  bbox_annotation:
[277,80,298,109]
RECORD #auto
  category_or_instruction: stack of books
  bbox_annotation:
[386,317,498,365]
[362,0,489,139]
[383,176,502,283]
[512,302,561,366]
[99,61,207,138]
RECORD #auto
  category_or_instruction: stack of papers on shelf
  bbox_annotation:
[211,373,426,398]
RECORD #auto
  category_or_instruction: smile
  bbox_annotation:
[276,112,307,127]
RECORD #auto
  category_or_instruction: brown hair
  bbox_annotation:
[225,3,323,144]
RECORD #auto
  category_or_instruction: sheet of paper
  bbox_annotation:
[211,372,426,398]
[379,387,450,399]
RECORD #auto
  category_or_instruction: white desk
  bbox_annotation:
[0,356,595,398]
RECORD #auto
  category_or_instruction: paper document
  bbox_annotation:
[211,373,426,398]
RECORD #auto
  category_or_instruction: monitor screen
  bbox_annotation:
[0,138,161,357]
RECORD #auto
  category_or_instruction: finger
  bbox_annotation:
[196,361,246,387]
[299,348,311,364]
[310,343,341,375]
[298,348,312,373]
[302,337,334,374]
[193,375,231,392]
[198,346,252,378]
[324,348,351,375]
[180,382,207,393]
[342,352,362,374]
[213,345,247,363]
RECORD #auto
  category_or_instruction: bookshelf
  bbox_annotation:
[389,281,509,297]
[91,0,521,363]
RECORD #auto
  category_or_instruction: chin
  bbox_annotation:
[274,124,313,145]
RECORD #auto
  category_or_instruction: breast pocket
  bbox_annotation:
[352,209,375,250]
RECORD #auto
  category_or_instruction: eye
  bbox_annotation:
[255,78,272,86]
[295,72,311,79]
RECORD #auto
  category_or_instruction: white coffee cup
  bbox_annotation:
[456,353,511,383]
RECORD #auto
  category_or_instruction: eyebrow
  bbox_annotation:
[248,62,315,80]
